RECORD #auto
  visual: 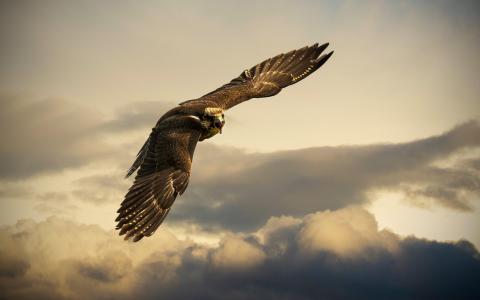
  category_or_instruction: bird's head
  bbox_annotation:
[199,107,225,140]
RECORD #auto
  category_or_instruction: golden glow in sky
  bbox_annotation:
[1,1,479,299]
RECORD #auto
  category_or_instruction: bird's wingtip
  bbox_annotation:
[318,42,329,49]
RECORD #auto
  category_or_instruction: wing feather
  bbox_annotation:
[192,43,333,110]
[116,115,202,242]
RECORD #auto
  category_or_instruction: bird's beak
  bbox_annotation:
[214,116,224,134]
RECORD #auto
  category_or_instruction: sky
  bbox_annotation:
[1,0,479,299]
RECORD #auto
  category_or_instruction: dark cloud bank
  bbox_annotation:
[175,120,480,231]
[1,207,479,300]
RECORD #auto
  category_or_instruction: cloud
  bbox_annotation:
[22,117,475,233]
[34,191,77,216]
[297,206,399,257]
[71,174,130,205]
[172,121,480,231]
[0,230,29,278]
[0,216,188,299]
[1,207,479,300]
[0,94,173,179]
[98,101,174,133]
[0,95,108,179]
[211,235,266,270]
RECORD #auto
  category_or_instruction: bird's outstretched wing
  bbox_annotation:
[116,115,202,242]
[182,43,333,110]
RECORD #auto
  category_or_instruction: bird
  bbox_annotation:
[116,43,333,242]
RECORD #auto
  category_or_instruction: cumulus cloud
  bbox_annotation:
[211,235,265,270]
[297,206,399,257]
[1,207,479,300]
[0,216,187,299]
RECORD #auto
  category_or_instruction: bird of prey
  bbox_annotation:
[116,43,333,241]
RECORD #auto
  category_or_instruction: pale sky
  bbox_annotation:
[1,1,479,299]
[2,0,479,151]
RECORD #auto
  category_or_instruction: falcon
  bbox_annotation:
[116,43,333,241]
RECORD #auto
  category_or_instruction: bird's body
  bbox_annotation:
[116,43,333,241]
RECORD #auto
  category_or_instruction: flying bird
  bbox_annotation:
[116,43,333,241]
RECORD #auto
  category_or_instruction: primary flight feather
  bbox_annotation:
[116,43,333,241]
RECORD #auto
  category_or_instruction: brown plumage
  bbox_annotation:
[116,43,333,241]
